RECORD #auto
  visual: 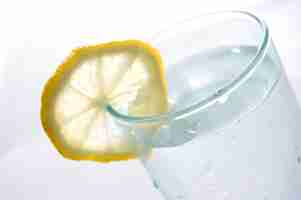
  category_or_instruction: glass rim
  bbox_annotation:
[106,10,270,124]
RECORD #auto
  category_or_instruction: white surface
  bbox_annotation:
[0,0,300,200]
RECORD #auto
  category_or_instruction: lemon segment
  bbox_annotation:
[40,40,168,162]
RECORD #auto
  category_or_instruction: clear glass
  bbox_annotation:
[109,11,301,200]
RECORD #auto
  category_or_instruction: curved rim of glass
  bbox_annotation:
[106,10,270,124]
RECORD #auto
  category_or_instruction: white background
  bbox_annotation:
[0,0,300,199]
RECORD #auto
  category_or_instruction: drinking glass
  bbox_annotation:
[108,11,301,200]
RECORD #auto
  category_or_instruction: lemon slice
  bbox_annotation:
[41,40,168,162]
